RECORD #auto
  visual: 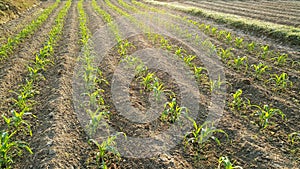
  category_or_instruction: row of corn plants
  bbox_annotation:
[78,1,126,168]
[105,0,189,124]
[0,0,60,61]
[0,0,71,168]
[103,0,184,123]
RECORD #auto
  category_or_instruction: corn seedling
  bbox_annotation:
[230,89,245,111]
[86,108,109,137]
[152,77,164,101]
[202,40,217,54]
[118,40,133,56]
[175,47,184,57]
[184,119,228,149]
[92,0,112,23]
[194,66,207,80]
[252,62,269,79]
[217,30,226,40]
[230,56,248,71]
[2,109,34,136]
[247,42,256,52]
[183,55,196,67]
[141,72,155,91]
[260,45,269,59]
[161,98,187,123]
[267,73,292,90]
[211,27,218,36]
[218,47,233,61]
[204,25,211,33]
[210,76,226,93]
[272,53,288,66]
[160,38,172,51]
[0,131,32,168]
[251,105,285,128]
[218,156,243,169]
[88,133,125,168]
[225,32,232,44]
[105,0,129,17]
[118,0,138,12]
[234,37,244,48]
[288,132,300,145]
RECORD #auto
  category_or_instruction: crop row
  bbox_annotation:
[77,1,130,168]
[0,1,71,168]
[0,1,60,61]
[144,0,300,46]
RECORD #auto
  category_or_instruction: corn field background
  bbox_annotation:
[0,0,299,168]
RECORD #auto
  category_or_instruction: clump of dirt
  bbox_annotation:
[0,0,38,24]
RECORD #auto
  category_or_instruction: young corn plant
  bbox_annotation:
[161,98,187,123]
[251,105,285,128]
[86,108,109,137]
[247,42,256,52]
[183,55,196,67]
[288,132,300,145]
[118,40,133,56]
[210,76,226,93]
[217,30,226,40]
[218,47,233,62]
[252,62,269,79]
[0,131,33,168]
[204,25,211,34]
[88,133,125,169]
[175,47,184,57]
[194,66,207,81]
[211,27,218,36]
[225,32,232,44]
[152,77,164,101]
[141,72,155,91]
[218,156,243,169]
[160,38,172,51]
[272,53,288,66]
[260,45,269,59]
[202,40,217,54]
[0,1,59,61]
[2,109,34,136]
[234,37,244,48]
[230,89,245,111]
[230,56,248,71]
[92,0,112,23]
[267,73,292,90]
[184,119,228,149]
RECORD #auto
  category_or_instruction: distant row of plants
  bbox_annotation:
[0,0,60,61]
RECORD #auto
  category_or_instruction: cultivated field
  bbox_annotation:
[0,0,299,168]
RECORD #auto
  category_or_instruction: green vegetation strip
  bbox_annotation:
[0,0,71,168]
[144,0,300,46]
[0,0,60,61]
